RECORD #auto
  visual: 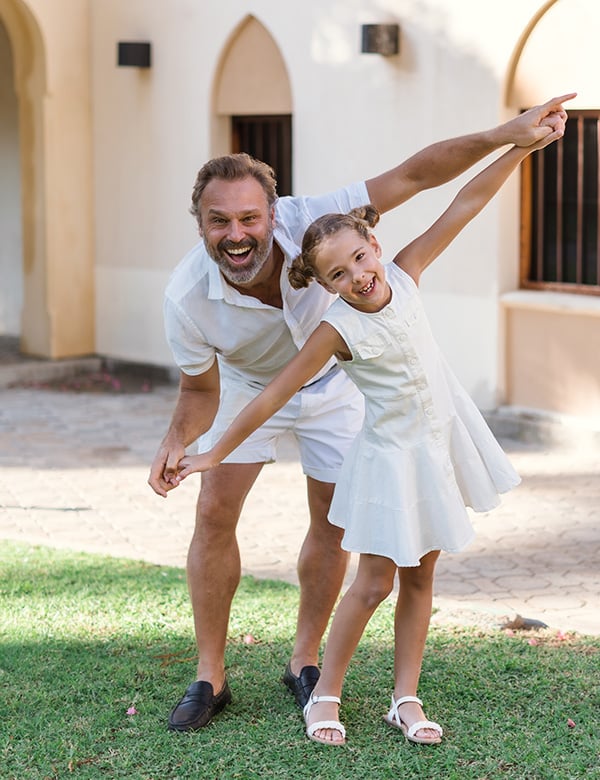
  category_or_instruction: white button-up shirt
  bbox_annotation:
[164,182,368,388]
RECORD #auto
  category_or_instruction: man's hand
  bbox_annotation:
[147,363,221,497]
[501,93,577,148]
[148,438,186,497]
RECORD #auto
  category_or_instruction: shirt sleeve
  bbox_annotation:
[163,296,216,376]
[277,181,369,246]
[302,181,370,221]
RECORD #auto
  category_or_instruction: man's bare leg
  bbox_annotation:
[188,462,264,686]
[289,477,349,674]
[168,462,263,731]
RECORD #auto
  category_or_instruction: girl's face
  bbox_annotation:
[315,228,391,312]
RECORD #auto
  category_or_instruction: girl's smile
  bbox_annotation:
[358,277,376,295]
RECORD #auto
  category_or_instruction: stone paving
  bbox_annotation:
[1,377,599,636]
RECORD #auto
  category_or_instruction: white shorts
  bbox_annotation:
[196,366,364,483]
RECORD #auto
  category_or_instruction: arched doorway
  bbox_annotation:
[0,0,94,360]
[0,17,22,343]
[212,16,294,194]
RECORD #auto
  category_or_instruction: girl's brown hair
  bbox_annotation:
[288,204,380,289]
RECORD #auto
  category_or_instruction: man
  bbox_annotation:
[148,94,573,732]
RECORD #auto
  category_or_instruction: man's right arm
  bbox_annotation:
[148,360,220,497]
[365,93,576,214]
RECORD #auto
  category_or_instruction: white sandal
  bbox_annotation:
[303,693,346,745]
[384,694,443,744]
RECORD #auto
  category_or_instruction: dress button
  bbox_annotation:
[425,408,434,416]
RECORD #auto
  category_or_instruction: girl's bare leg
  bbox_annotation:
[306,553,397,742]
[392,549,441,741]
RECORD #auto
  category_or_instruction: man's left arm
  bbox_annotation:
[366,92,576,214]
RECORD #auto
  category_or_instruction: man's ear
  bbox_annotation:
[316,277,337,294]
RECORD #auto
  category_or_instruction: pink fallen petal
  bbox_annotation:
[243,633,256,644]
[527,638,539,646]
[126,706,138,715]
[567,718,576,728]
[504,629,515,637]
[556,631,567,641]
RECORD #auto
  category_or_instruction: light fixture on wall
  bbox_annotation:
[361,24,399,56]
[117,42,152,68]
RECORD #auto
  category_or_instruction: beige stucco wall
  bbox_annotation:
[90,0,562,406]
[504,293,600,420]
[4,0,598,419]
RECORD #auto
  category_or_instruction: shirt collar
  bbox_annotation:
[206,261,227,301]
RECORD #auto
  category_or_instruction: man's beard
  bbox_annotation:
[205,228,274,286]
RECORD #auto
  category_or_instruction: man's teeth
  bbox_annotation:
[229,247,250,255]
[360,279,374,293]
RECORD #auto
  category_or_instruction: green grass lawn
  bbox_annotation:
[1,540,598,779]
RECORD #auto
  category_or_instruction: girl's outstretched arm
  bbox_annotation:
[172,322,345,481]
[394,130,562,285]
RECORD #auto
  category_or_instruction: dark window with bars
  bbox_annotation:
[231,115,293,196]
[521,110,600,295]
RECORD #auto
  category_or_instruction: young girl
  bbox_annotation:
[171,134,558,746]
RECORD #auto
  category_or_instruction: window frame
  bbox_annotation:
[231,114,293,196]
[520,109,600,297]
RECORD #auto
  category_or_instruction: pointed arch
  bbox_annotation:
[213,15,292,117]
[210,16,294,192]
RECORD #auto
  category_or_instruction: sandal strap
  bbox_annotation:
[406,719,443,739]
[310,695,341,704]
[303,693,341,719]
[387,695,443,738]
[306,719,346,739]
[393,695,423,707]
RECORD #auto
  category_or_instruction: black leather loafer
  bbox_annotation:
[282,663,320,709]
[168,679,232,731]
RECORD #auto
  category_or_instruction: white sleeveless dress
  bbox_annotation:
[322,263,520,567]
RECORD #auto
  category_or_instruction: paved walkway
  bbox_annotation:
[1,373,598,636]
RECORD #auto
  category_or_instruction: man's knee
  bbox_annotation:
[194,489,241,547]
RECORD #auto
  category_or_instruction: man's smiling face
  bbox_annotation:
[199,176,275,286]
